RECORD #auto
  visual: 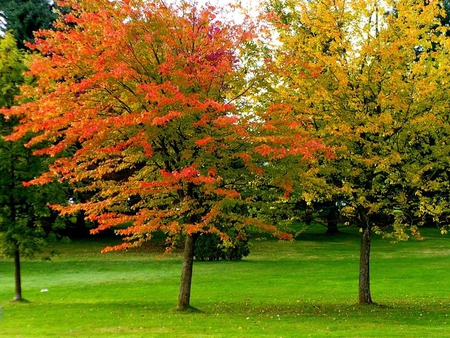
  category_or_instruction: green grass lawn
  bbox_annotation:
[0,226,449,337]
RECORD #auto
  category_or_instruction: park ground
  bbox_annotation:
[0,225,449,337]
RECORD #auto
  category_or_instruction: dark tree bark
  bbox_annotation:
[10,178,23,302]
[13,244,22,302]
[325,204,340,235]
[177,233,198,310]
[358,224,373,304]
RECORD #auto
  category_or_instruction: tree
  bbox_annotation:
[0,32,67,301]
[267,0,450,304]
[2,0,289,310]
[0,0,58,50]
[440,0,450,33]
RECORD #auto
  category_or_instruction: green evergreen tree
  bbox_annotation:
[0,32,66,301]
[0,0,57,50]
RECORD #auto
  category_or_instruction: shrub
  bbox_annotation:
[194,232,250,261]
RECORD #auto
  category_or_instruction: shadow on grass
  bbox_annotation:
[295,230,360,242]
[204,299,450,321]
[10,298,30,303]
[174,306,203,313]
[249,227,360,244]
[10,297,449,329]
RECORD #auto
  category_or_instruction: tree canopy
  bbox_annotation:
[266,0,450,303]
[0,31,68,301]
[1,0,300,309]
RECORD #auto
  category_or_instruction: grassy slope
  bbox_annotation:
[0,226,449,337]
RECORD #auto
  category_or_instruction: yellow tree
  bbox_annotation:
[267,0,450,304]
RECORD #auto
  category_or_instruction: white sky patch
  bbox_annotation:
[193,0,262,23]
[195,0,260,9]
[0,12,6,34]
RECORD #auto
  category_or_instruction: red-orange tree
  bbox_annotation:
[3,0,280,310]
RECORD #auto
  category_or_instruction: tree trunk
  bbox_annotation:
[177,233,198,310]
[13,245,23,302]
[325,204,340,235]
[358,224,373,304]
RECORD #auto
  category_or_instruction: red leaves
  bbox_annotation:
[1,0,319,255]
[141,166,222,194]
[255,144,278,158]
[161,167,200,180]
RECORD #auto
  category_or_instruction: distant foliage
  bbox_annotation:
[194,230,250,261]
[0,0,58,50]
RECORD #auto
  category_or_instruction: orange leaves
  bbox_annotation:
[213,188,240,199]
[251,100,332,164]
[162,167,200,180]
[275,231,294,241]
[255,144,278,158]
[138,83,162,103]
[254,137,329,161]
[22,172,55,187]
[140,138,153,157]
[185,223,204,235]
[151,111,183,126]
[141,166,222,195]
[213,115,239,128]
[195,136,214,147]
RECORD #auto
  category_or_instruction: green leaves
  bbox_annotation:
[0,33,26,108]
[0,32,68,261]
[1,0,58,51]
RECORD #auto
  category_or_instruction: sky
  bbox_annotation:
[194,0,262,15]
[193,0,263,26]
[0,0,263,36]
[198,0,260,7]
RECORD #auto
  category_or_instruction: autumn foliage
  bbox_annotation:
[4,0,282,254]
[267,0,450,303]
[4,0,450,310]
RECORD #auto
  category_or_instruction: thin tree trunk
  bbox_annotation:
[177,233,198,310]
[9,165,22,301]
[13,245,22,302]
[358,224,373,304]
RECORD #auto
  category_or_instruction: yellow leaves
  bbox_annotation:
[409,226,422,239]
[301,190,320,206]
[373,151,402,173]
